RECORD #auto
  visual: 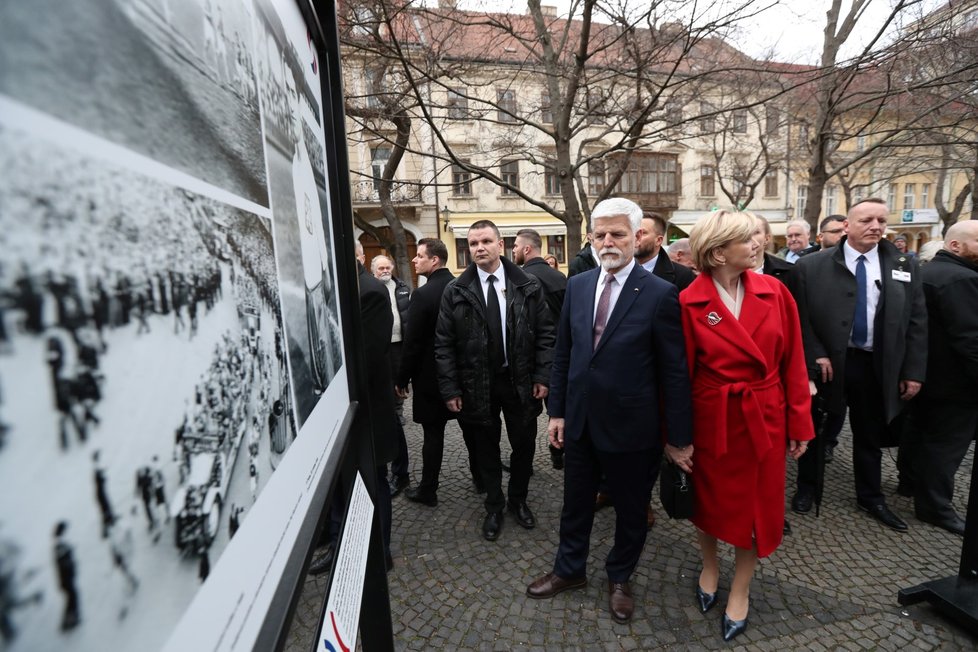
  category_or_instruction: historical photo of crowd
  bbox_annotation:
[0,125,296,652]
[255,0,343,428]
[0,0,268,205]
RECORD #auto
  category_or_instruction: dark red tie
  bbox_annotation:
[593,273,615,349]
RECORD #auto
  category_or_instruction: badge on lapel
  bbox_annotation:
[707,311,722,326]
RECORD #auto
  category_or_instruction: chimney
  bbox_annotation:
[529,4,558,18]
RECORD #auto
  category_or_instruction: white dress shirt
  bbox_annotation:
[593,259,636,326]
[477,263,507,364]
[639,255,659,273]
[842,241,881,350]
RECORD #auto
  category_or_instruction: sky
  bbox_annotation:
[442,0,946,64]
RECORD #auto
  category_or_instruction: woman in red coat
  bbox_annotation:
[681,210,814,642]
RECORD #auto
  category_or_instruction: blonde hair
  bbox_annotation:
[689,210,758,271]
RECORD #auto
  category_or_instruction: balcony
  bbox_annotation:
[352,179,424,205]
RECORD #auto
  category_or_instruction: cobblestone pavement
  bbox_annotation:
[286,407,976,651]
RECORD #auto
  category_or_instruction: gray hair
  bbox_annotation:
[668,238,691,255]
[785,219,811,235]
[591,197,642,232]
[370,254,392,273]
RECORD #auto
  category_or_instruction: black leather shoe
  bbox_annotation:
[722,612,748,642]
[917,512,966,536]
[526,572,586,599]
[550,449,564,470]
[858,502,908,532]
[696,586,718,614]
[482,511,503,541]
[389,475,410,497]
[783,519,792,536]
[308,545,335,576]
[791,489,814,514]
[404,486,437,507]
[508,501,536,529]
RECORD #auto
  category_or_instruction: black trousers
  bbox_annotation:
[554,425,653,582]
[389,343,410,480]
[844,349,889,506]
[910,398,978,520]
[460,372,537,514]
[416,419,448,492]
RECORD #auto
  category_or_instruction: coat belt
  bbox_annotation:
[695,368,780,458]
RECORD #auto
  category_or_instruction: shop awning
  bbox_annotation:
[444,212,568,237]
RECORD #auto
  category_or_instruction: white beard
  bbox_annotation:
[599,248,623,271]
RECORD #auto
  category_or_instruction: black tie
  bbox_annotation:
[486,274,505,370]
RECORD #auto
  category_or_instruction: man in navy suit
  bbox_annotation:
[526,198,693,624]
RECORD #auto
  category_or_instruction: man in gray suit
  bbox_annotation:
[793,198,927,531]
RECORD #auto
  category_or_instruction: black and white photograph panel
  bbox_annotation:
[0,124,294,652]
[255,0,343,429]
[0,0,268,206]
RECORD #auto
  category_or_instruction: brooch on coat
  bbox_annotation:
[707,311,722,326]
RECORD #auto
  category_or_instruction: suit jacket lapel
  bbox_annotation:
[684,272,768,367]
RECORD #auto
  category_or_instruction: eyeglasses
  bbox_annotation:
[821,228,845,235]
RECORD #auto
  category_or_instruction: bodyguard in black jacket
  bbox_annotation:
[435,221,555,541]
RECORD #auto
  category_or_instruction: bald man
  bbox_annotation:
[903,221,978,536]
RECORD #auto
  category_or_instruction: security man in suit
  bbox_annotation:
[526,198,692,624]
[793,198,927,531]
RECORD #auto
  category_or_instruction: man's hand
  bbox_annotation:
[808,380,818,396]
[899,380,922,401]
[394,385,409,400]
[664,443,693,473]
[445,397,462,413]
[532,383,549,400]
[548,417,565,449]
[787,439,809,461]
[815,357,833,383]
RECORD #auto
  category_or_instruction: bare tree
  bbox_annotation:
[341,0,777,252]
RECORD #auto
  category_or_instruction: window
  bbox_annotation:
[351,5,376,36]
[503,237,516,256]
[544,162,562,195]
[699,102,715,134]
[857,135,867,151]
[700,165,715,196]
[365,68,384,108]
[447,87,468,119]
[586,91,605,125]
[540,92,553,124]
[455,238,471,267]
[452,160,472,196]
[921,183,930,208]
[797,185,808,217]
[825,184,837,215]
[798,123,809,146]
[616,154,678,194]
[888,183,897,208]
[500,160,519,194]
[664,99,683,125]
[765,168,779,197]
[732,109,748,134]
[904,183,916,210]
[547,234,566,264]
[497,89,517,123]
[589,159,606,195]
[370,146,391,191]
[765,106,780,137]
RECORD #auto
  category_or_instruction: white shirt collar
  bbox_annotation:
[476,261,505,286]
[599,258,636,287]
[843,240,879,267]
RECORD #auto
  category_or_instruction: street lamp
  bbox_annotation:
[785,204,794,218]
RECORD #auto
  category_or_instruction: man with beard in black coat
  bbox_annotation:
[397,239,477,506]
[902,221,978,535]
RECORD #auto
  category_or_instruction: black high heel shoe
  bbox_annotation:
[721,612,748,642]
[696,586,718,613]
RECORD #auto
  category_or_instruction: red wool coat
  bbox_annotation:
[680,271,814,558]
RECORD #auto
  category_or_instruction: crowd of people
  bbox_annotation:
[318,197,976,644]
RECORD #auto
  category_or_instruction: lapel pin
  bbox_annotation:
[707,311,722,326]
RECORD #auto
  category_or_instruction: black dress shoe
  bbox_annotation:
[722,612,748,642]
[404,486,437,507]
[508,501,536,529]
[696,586,718,613]
[824,444,835,463]
[308,544,335,576]
[858,502,908,532]
[783,519,792,536]
[917,512,966,536]
[791,489,814,514]
[526,572,587,599]
[482,511,503,541]
[389,475,410,497]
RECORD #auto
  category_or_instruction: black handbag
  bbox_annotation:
[659,460,694,519]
